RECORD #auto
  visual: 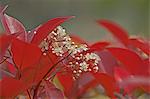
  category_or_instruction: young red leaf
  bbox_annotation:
[0,34,18,61]
[44,80,64,99]
[11,39,42,70]
[114,67,130,83]
[97,50,118,75]
[118,76,150,93]
[129,38,150,55]
[6,61,16,75]
[0,13,27,41]
[98,20,129,46]
[90,41,110,51]
[31,16,74,45]
[107,47,149,76]
[32,54,55,84]
[70,34,88,44]
[0,34,12,56]
[20,52,57,85]
[77,79,98,97]
[0,77,26,98]
[0,5,7,14]
[92,72,118,98]
[57,73,74,96]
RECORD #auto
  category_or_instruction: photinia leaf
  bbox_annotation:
[44,80,64,99]
[57,73,74,96]
[98,20,129,46]
[96,50,118,75]
[0,77,26,98]
[6,61,16,75]
[31,16,74,45]
[107,47,149,76]
[118,76,150,93]
[92,72,118,98]
[20,51,57,85]
[77,79,98,97]
[32,54,55,84]
[114,67,130,83]
[11,39,42,70]
[0,34,18,61]
[0,5,7,14]
[90,41,110,51]
[0,34,12,56]
[0,13,27,41]
[129,38,150,55]
[70,34,88,44]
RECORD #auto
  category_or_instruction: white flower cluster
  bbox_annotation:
[39,26,101,79]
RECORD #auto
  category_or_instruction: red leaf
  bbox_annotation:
[31,16,74,45]
[98,20,129,45]
[0,34,12,56]
[11,39,42,70]
[6,61,16,74]
[93,73,118,98]
[57,73,74,96]
[77,79,98,97]
[0,77,26,98]
[0,34,18,61]
[118,76,150,93]
[32,54,55,84]
[97,50,118,75]
[0,5,7,14]
[90,41,110,51]
[70,34,87,44]
[114,67,130,82]
[20,52,57,85]
[107,48,149,76]
[44,80,64,99]
[129,38,150,55]
[0,13,27,41]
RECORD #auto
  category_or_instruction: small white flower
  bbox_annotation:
[80,61,89,71]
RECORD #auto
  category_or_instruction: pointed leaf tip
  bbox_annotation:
[107,47,148,76]
[97,20,129,46]
[31,16,74,45]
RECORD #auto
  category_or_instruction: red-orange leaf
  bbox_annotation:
[93,73,118,98]
[57,73,74,96]
[114,67,130,82]
[0,34,12,55]
[90,41,110,51]
[0,12,27,41]
[107,48,149,76]
[44,80,64,99]
[129,38,150,55]
[98,20,129,46]
[11,39,42,70]
[0,77,26,98]
[70,34,87,44]
[31,16,74,45]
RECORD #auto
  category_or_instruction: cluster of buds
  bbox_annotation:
[39,26,101,79]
